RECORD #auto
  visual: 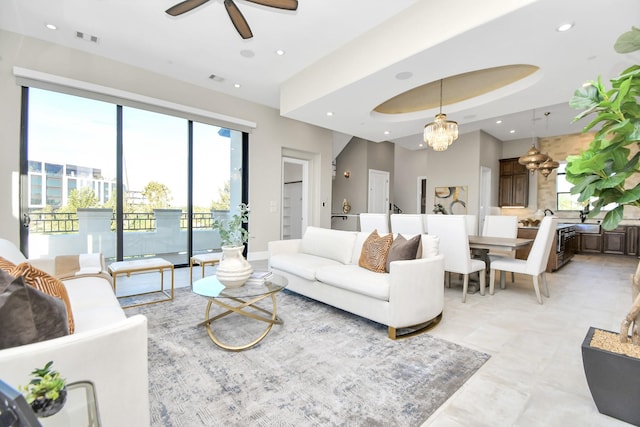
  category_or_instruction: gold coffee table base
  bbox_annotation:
[199,293,283,351]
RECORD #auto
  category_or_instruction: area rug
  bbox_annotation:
[126,287,489,426]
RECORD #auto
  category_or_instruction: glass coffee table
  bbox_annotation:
[192,274,287,351]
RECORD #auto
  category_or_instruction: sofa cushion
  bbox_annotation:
[301,226,357,264]
[385,234,421,272]
[0,257,15,272]
[270,253,344,281]
[0,269,69,350]
[421,234,440,258]
[0,239,27,265]
[10,262,75,334]
[63,276,126,333]
[316,265,390,301]
[359,230,393,273]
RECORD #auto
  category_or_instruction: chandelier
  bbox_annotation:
[423,79,458,151]
[518,111,559,178]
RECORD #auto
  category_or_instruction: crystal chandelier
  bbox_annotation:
[423,79,458,151]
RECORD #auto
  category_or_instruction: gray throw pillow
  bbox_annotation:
[385,234,421,273]
[0,269,69,350]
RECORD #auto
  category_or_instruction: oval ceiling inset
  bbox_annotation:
[374,64,539,115]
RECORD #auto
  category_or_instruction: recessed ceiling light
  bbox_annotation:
[45,23,57,30]
[384,131,390,135]
[326,112,333,116]
[395,71,413,80]
[557,22,574,32]
[496,120,503,124]
[419,143,424,148]
[275,49,285,56]
[234,83,241,88]
[510,130,516,134]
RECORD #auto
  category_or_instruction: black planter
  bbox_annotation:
[582,327,640,425]
[30,387,67,418]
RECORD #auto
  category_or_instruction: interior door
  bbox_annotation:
[282,157,307,239]
[368,169,389,213]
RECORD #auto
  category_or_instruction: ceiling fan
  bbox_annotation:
[165,0,298,39]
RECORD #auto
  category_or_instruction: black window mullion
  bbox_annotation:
[187,121,194,260]
[116,105,124,261]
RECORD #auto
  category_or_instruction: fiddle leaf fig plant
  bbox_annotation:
[565,63,640,231]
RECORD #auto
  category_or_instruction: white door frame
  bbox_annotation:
[479,166,492,234]
[417,175,427,214]
[281,157,308,239]
[368,169,389,213]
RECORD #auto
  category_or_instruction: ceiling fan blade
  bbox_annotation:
[224,0,253,39]
[243,0,298,10]
[165,0,210,16]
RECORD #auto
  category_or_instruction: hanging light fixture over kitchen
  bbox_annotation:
[423,79,458,151]
[518,111,559,178]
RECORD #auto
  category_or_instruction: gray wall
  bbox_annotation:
[332,138,395,215]
[0,29,333,255]
[393,146,428,214]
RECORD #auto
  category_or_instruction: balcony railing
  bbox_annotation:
[28,210,224,234]
[28,212,79,234]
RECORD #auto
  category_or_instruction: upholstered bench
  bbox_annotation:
[108,258,174,308]
[189,252,222,285]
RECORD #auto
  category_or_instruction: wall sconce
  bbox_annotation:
[344,171,350,179]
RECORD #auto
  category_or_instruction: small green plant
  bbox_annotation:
[19,361,66,404]
[212,203,250,247]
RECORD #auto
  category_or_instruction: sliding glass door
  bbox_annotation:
[121,107,188,264]
[24,88,117,259]
[21,87,246,265]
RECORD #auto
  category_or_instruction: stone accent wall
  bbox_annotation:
[503,131,640,224]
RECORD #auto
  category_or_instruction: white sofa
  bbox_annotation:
[0,238,150,426]
[268,226,444,339]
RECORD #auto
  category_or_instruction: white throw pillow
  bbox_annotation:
[420,234,439,258]
[301,226,357,264]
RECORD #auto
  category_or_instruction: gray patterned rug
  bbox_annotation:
[126,287,489,426]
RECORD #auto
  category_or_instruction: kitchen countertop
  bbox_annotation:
[519,223,581,230]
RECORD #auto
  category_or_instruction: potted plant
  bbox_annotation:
[211,202,250,248]
[211,203,253,287]
[566,27,640,425]
[19,361,67,418]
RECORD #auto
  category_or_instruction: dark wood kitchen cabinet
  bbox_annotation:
[602,227,626,255]
[580,233,603,253]
[499,158,529,207]
[627,226,639,256]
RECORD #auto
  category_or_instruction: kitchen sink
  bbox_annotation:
[572,223,601,234]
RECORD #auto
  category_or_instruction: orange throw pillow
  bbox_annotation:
[10,263,75,334]
[0,257,16,272]
[359,230,393,273]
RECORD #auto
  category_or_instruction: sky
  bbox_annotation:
[28,88,234,207]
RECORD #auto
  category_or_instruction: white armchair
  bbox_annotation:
[0,238,150,426]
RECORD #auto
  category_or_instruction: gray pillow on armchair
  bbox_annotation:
[0,269,69,350]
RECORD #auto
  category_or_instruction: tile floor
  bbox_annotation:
[115,254,636,426]
[422,253,635,427]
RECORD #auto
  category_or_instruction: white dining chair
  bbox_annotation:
[483,215,519,281]
[427,215,486,303]
[489,216,558,304]
[359,213,389,233]
[390,214,424,235]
